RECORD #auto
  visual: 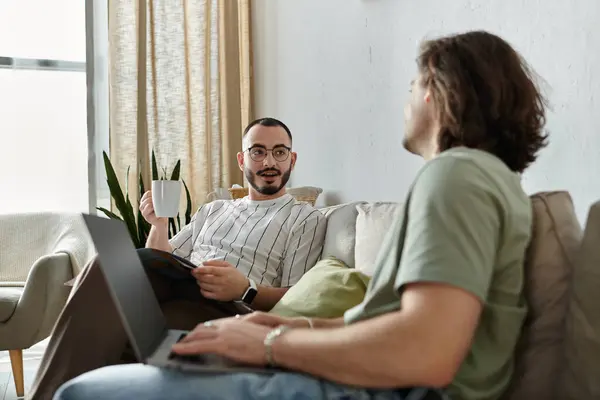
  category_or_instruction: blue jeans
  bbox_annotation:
[53,364,449,400]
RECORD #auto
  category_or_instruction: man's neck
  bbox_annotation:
[416,130,441,161]
[247,189,287,201]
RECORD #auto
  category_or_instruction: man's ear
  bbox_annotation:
[237,152,244,171]
[424,91,431,104]
[290,152,297,170]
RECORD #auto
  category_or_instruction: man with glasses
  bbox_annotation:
[28,117,327,400]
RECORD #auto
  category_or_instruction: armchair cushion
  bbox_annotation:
[0,253,73,350]
[0,287,22,322]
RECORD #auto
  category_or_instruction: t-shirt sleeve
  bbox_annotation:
[280,208,327,287]
[169,204,209,259]
[395,158,501,302]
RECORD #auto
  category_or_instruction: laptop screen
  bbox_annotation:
[82,214,167,361]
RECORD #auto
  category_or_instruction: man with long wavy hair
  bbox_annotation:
[54,30,548,400]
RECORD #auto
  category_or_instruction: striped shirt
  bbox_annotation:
[169,194,327,287]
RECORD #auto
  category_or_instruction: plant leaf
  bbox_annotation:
[151,150,158,181]
[125,165,134,234]
[125,165,131,201]
[169,217,177,239]
[168,218,174,239]
[102,151,140,248]
[137,172,151,247]
[183,180,192,225]
[170,160,181,181]
[96,207,122,220]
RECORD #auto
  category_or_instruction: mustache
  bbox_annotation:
[257,168,281,176]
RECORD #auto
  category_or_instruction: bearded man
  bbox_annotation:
[28,117,326,399]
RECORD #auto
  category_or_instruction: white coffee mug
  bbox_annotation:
[152,180,181,218]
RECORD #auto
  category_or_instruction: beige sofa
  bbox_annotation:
[318,191,600,400]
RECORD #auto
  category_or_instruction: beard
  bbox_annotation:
[245,166,292,196]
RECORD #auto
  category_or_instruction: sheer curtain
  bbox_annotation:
[108,0,253,214]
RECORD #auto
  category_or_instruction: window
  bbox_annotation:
[0,0,109,214]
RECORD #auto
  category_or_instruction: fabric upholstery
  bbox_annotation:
[270,257,370,318]
[0,212,96,282]
[0,287,23,323]
[0,253,73,350]
[354,202,403,277]
[320,202,365,268]
[560,200,600,399]
[501,191,583,400]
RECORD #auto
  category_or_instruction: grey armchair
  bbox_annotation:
[0,212,95,397]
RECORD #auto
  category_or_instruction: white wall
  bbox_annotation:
[252,0,600,222]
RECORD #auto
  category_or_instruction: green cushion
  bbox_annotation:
[270,257,370,318]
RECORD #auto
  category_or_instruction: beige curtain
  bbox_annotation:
[108,0,253,214]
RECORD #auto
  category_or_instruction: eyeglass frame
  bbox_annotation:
[244,144,292,162]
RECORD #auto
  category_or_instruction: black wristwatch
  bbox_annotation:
[241,278,258,304]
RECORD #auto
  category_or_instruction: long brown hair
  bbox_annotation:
[418,31,549,173]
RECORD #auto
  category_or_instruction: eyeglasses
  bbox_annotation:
[246,145,291,162]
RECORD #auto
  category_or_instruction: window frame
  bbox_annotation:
[0,0,109,215]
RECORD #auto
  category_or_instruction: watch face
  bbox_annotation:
[243,288,257,304]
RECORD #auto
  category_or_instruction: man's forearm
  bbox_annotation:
[145,222,173,253]
[271,311,450,389]
[251,286,288,311]
[311,317,344,329]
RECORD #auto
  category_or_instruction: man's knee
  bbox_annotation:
[70,256,102,288]
[53,381,78,400]
[54,378,97,400]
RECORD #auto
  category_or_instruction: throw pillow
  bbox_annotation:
[270,257,370,318]
[354,202,403,276]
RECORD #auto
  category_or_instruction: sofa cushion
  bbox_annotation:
[502,191,583,400]
[560,200,600,399]
[0,287,23,322]
[320,202,365,268]
[269,257,370,318]
[354,202,403,276]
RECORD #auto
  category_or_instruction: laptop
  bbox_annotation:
[81,213,278,373]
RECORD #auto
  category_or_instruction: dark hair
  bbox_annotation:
[243,117,292,142]
[418,30,549,173]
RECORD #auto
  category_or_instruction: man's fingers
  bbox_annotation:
[140,201,154,214]
[202,259,231,267]
[142,204,154,215]
[179,326,219,343]
[140,191,152,203]
[172,338,221,355]
[201,289,219,299]
[198,283,220,292]
[194,274,220,284]
[193,266,224,276]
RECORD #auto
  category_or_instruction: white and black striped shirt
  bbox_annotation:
[169,194,327,287]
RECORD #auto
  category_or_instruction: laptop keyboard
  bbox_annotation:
[168,333,206,363]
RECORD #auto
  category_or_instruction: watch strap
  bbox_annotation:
[242,278,258,304]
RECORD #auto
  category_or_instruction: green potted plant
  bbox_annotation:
[97,150,193,248]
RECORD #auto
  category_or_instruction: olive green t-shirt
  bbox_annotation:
[344,147,531,400]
